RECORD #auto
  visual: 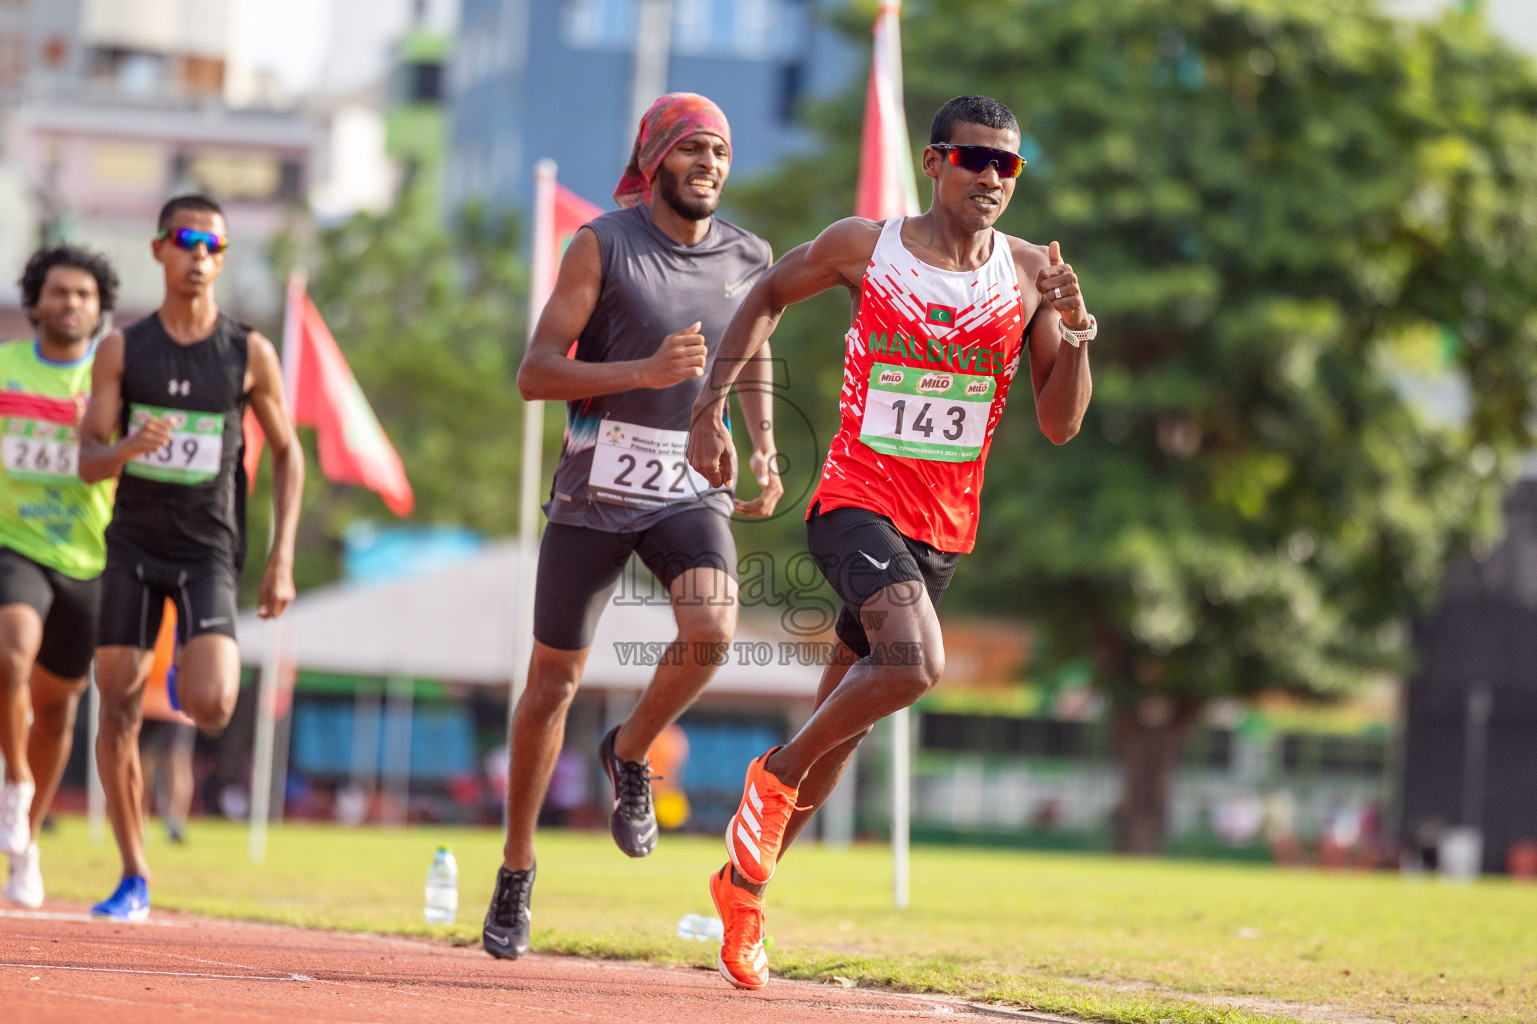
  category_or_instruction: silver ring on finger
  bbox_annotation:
[1054,286,1062,299]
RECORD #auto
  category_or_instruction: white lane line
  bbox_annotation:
[0,909,176,926]
[1,961,312,982]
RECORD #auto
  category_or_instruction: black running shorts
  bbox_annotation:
[534,505,738,651]
[97,542,240,650]
[805,502,960,659]
[0,546,102,679]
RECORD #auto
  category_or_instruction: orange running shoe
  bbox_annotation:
[726,749,806,885]
[709,864,768,990]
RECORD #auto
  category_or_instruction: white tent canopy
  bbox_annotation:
[235,541,823,697]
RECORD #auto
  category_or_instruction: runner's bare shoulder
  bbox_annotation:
[92,330,127,374]
[1004,235,1051,277]
[804,217,884,283]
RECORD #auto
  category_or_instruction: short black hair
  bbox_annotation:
[157,194,224,231]
[929,95,1020,145]
[19,245,119,326]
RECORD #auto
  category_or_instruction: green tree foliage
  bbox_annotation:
[732,0,1537,849]
[255,201,530,589]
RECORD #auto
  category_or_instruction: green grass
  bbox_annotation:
[35,816,1537,1024]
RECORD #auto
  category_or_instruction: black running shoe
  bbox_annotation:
[599,726,660,857]
[482,863,534,959]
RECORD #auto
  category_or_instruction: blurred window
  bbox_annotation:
[405,60,443,103]
[187,150,283,201]
[562,0,799,61]
[1280,733,1387,777]
[292,697,475,782]
[920,712,1095,761]
[89,141,165,193]
[777,60,804,124]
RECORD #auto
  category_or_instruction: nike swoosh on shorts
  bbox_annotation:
[859,551,891,571]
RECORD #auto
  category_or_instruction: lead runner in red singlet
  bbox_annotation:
[686,95,1096,990]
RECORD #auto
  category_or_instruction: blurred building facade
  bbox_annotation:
[447,0,857,212]
[4,99,314,319]
[0,0,333,321]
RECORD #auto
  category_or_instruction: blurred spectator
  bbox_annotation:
[140,600,195,843]
[1264,789,1301,866]
[541,748,589,827]
[648,723,690,830]
[140,719,195,843]
[1506,839,1537,879]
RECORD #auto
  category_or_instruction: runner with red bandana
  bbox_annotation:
[480,92,779,961]
[686,94,1096,990]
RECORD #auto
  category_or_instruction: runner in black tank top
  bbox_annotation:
[78,195,305,922]
[480,94,780,961]
[106,311,250,569]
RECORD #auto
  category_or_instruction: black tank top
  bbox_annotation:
[106,311,249,568]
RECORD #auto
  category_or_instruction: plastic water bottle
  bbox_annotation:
[676,912,724,941]
[424,847,458,925]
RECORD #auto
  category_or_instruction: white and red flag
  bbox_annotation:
[531,162,603,326]
[855,0,920,221]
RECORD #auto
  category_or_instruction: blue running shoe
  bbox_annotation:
[166,663,181,713]
[91,876,150,922]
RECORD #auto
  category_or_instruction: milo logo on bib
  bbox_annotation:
[859,362,995,463]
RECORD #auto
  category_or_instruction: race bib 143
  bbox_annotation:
[858,363,994,463]
[124,404,224,485]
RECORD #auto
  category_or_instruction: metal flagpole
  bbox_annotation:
[892,707,910,908]
[860,0,918,912]
[249,269,305,863]
[248,620,280,863]
[629,0,673,136]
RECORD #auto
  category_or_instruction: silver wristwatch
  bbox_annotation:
[1058,313,1097,347]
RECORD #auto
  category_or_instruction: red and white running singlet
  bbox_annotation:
[809,217,1026,553]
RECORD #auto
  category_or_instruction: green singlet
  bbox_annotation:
[0,338,114,578]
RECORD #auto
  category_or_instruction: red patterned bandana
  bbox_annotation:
[613,92,732,209]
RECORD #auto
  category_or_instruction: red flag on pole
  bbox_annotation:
[855,0,920,221]
[531,163,603,334]
[285,275,415,515]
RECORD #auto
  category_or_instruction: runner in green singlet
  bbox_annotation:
[0,245,120,909]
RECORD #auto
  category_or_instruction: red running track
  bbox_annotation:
[1,906,1070,1024]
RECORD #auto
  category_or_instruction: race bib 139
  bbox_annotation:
[124,403,224,485]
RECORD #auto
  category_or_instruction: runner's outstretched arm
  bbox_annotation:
[78,331,172,483]
[1017,239,1093,445]
[246,332,303,619]
[517,227,710,401]
[689,219,878,488]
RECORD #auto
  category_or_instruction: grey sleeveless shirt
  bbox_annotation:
[545,204,771,532]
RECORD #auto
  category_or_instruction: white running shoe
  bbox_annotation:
[0,781,35,857]
[5,842,42,909]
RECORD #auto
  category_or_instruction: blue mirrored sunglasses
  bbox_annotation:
[156,227,228,254]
